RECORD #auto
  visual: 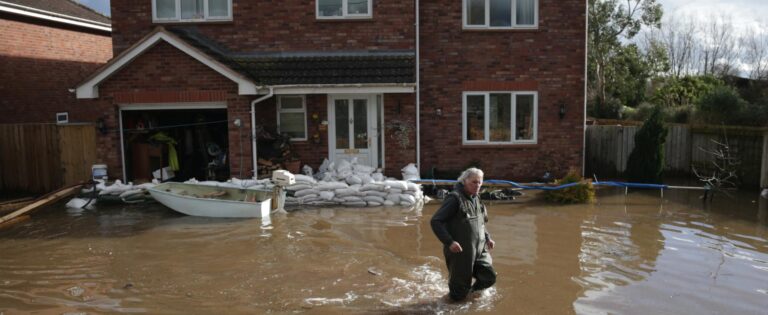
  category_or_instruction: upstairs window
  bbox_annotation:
[317,0,372,19]
[464,0,537,29]
[277,96,307,141]
[463,92,537,144]
[153,0,232,22]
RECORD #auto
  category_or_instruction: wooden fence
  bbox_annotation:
[0,124,96,194]
[586,124,768,188]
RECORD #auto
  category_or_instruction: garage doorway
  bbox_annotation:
[119,103,229,182]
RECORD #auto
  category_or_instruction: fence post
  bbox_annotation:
[762,131,768,189]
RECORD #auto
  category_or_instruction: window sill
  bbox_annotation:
[462,27,539,32]
[153,19,233,24]
[461,143,538,149]
[316,17,373,22]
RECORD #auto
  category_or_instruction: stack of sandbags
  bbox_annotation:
[284,159,427,208]
[183,177,274,190]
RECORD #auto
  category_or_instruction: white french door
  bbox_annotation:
[327,94,381,169]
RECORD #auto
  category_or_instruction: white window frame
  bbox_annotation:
[277,95,308,141]
[56,112,69,124]
[316,0,373,20]
[462,91,538,145]
[152,0,233,23]
[463,0,539,30]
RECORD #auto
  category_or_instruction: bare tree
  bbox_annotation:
[742,25,768,80]
[699,14,739,77]
[647,15,697,78]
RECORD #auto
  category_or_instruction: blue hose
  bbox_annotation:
[414,179,671,191]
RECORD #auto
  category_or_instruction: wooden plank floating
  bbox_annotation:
[0,184,83,227]
[0,197,34,215]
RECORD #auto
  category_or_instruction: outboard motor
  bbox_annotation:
[272,170,295,213]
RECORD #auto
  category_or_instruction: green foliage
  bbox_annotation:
[652,75,722,109]
[588,0,664,118]
[695,85,747,125]
[544,170,596,204]
[625,105,668,183]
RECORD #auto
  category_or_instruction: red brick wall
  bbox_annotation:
[111,0,415,56]
[0,13,112,123]
[418,0,586,181]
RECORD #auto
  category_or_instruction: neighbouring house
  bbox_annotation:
[0,0,112,124]
[75,0,585,183]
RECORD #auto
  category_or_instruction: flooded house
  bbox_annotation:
[74,0,586,183]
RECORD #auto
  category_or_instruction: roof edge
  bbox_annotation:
[0,0,111,32]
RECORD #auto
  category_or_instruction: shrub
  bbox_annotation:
[625,105,668,183]
[544,170,596,204]
[695,85,746,125]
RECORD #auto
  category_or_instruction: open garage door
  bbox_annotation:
[119,103,229,182]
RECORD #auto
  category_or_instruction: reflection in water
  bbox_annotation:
[0,189,767,314]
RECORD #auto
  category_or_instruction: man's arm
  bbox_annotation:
[430,195,459,246]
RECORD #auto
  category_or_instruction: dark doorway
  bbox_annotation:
[121,108,229,182]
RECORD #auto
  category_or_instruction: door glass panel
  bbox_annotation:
[335,100,349,149]
[516,94,535,140]
[353,99,368,149]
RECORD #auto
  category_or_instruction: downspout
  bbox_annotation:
[251,86,274,177]
[415,0,421,175]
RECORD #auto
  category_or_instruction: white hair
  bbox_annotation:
[457,167,484,183]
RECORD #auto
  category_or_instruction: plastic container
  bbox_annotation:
[92,164,108,181]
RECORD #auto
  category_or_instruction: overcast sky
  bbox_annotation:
[657,0,768,32]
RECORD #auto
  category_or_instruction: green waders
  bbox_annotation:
[443,191,496,300]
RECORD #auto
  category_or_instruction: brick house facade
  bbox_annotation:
[0,0,112,124]
[76,0,585,182]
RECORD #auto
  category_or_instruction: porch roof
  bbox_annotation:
[168,27,416,86]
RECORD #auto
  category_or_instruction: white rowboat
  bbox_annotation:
[147,182,272,218]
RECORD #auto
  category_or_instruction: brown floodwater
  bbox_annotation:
[1,188,767,314]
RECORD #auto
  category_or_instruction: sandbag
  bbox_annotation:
[383,200,395,206]
[319,191,335,201]
[384,180,408,191]
[294,189,319,198]
[335,188,360,197]
[363,190,388,197]
[287,184,314,191]
[318,182,348,190]
[345,175,362,185]
[294,174,317,184]
[363,196,385,204]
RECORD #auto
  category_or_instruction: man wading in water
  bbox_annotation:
[430,167,497,301]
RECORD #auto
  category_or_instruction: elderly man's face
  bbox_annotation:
[463,175,483,196]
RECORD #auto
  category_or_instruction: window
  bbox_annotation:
[153,0,232,22]
[317,0,372,19]
[464,0,537,29]
[462,92,537,144]
[278,96,307,141]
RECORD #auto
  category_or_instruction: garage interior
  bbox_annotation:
[121,108,230,183]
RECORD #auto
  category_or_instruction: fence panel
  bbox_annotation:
[58,125,97,186]
[586,124,767,187]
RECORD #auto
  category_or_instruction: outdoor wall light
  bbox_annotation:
[559,103,566,119]
[97,117,108,135]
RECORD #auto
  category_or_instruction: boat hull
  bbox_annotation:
[147,183,272,218]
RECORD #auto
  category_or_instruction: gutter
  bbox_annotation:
[251,86,274,177]
[0,0,111,32]
[415,0,421,175]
